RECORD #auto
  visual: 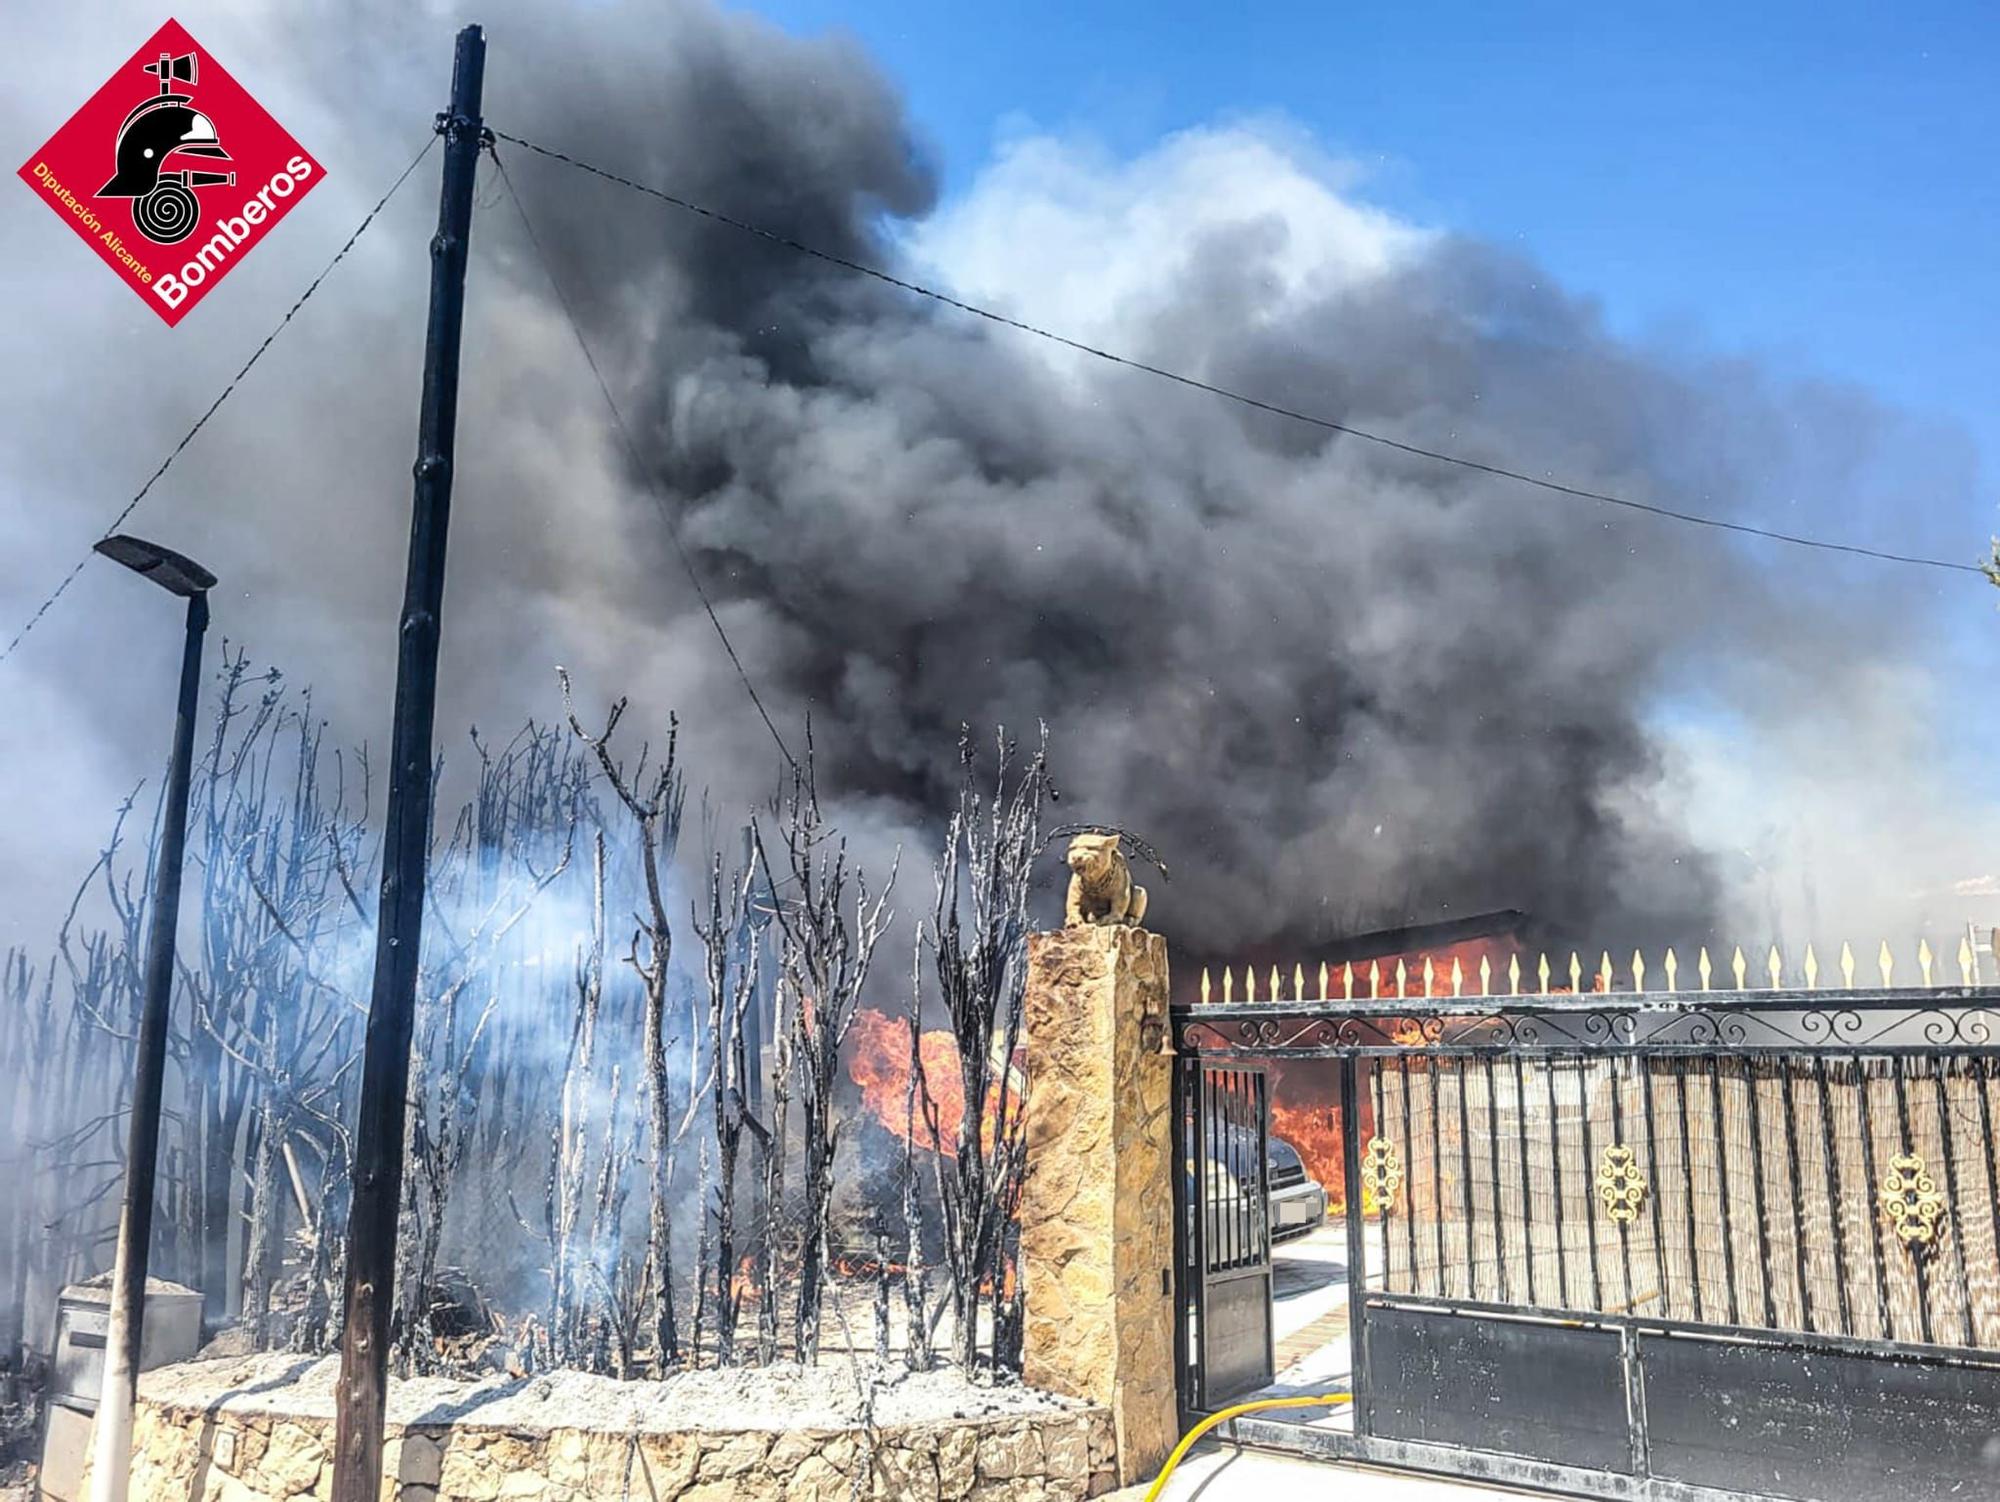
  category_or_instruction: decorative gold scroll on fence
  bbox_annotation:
[1360,1135,1405,1213]
[1879,1153,1948,1250]
[1595,1144,1649,1225]
[1195,936,1989,1005]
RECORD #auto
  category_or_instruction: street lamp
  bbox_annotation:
[86,534,215,1502]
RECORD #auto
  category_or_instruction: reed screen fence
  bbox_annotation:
[1372,1052,2000,1349]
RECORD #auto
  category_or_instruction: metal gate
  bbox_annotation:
[1174,976,2000,1502]
[1175,1060,1274,1412]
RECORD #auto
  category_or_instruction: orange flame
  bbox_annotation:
[1348,937,1522,998]
[832,1251,910,1279]
[1266,1056,1353,1215]
[847,1009,1023,1160]
[977,1256,1018,1301]
[1268,1097,1345,1208]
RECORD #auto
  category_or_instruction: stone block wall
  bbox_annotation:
[114,1397,1120,1502]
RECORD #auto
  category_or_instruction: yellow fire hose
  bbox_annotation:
[1144,1392,1353,1501]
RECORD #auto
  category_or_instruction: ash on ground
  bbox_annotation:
[138,1353,1082,1433]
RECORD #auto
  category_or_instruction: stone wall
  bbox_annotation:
[1018,925,1176,1486]
[116,1397,1120,1502]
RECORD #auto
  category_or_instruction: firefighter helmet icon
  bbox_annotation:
[97,50,236,245]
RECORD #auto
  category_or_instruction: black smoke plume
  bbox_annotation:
[2,0,1984,964]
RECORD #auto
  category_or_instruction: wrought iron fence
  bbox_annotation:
[1370,1051,2000,1349]
[1173,956,2000,1499]
[1200,934,2000,1006]
[1180,984,2000,1356]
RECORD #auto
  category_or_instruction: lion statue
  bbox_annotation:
[1064,832,1148,928]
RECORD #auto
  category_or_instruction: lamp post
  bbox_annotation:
[86,534,214,1502]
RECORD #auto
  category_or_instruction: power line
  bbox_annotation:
[1,136,442,669]
[489,126,1983,580]
[485,142,802,776]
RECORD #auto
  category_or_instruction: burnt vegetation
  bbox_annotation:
[1,657,1051,1393]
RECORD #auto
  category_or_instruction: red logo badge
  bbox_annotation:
[17,19,324,326]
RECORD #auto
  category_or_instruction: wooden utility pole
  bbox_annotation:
[328,25,485,1502]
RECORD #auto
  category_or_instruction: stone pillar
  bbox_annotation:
[1019,924,1176,1486]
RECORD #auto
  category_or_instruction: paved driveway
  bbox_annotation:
[1127,1442,1543,1500]
[1137,1221,1538,1499]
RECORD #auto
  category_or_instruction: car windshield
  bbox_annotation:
[1200,1127,1306,1171]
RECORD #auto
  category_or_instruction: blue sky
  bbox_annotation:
[754,0,1997,499]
